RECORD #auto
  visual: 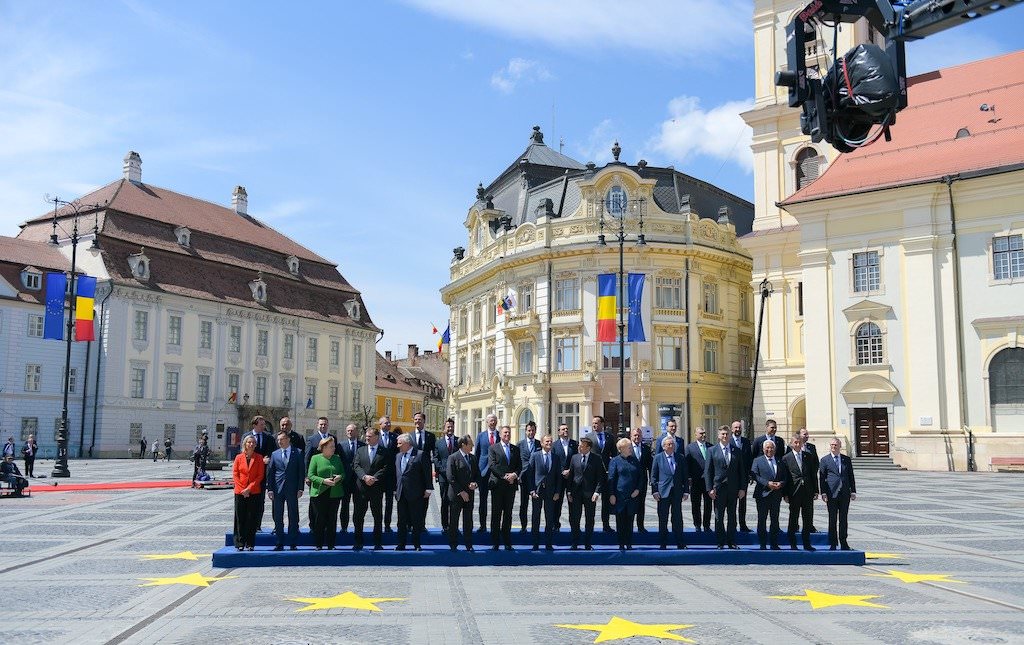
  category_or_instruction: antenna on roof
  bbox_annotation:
[552,102,556,149]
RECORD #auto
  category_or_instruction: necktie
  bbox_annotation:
[464,453,472,469]
[284,448,290,468]
[257,433,261,450]
[370,446,376,462]
[417,432,422,449]
[582,455,587,470]
[598,434,604,450]
[634,445,640,460]
[544,452,550,473]
[724,445,730,464]
[769,458,776,477]
[503,443,510,463]
[835,454,841,474]
[699,443,707,459]
[381,433,387,448]
[669,455,675,473]
[448,436,453,452]
[350,440,356,456]
[489,432,495,445]
[402,453,409,472]
[795,452,802,470]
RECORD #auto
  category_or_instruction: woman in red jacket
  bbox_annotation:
[233,435,266,551]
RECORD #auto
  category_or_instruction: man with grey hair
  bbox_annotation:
[394,433,433,550]
[473,413,500,530]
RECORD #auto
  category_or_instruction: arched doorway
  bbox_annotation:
[790,397,806,436]
[990,347,1024,431]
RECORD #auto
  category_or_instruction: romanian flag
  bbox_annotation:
[596,273,617,342]
[431,323,439,334]
[74,276,96,341]
[437,324,450,352]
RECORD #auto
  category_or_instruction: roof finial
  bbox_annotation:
[611,141,621,162]
[531,125,544,144]
[476,183,486,200]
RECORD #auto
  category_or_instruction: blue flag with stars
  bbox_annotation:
[44,272,67,340]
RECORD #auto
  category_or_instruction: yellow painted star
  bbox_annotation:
[864,552,903,560]
[555,616,696,643]
[139,572,238,588]
[769,589,889,609]
[140,551,211,561]
[286,591,406,612]
[866,570,965,584]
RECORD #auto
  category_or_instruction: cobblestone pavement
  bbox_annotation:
[2,459,1022,645]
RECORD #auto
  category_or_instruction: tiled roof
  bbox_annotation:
[782,50,1024,205]
[376,352,423,394]
[0,236,73,304]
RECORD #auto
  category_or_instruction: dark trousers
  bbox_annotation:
[518,479,532,529]
[353,488,384,548]
[165,448,173,461]
[601,483,613,528]
[755,493,782,548]
[788,494,815,548]
[437,479,451,531]
[713,488,739,546]
[615,509,636,548]
[569,494,597,548]
[490,484,516,547]
[554,485,567,527]
[396,495,425,548]
[531,494,559,548]
[271,491,300,547]
[826,494,851,547]
[152,451,158,462]
[255,491,267,529]
[233,494,261,548]
[310,494,340,549]
[307,496,317,529]
[140,448,146,459]
[448,493,474,549]
[690,484,712,529]
[477,475,490,528]
[339,486,355,531]
[383,480,396,529]
[636,479,648,530]
[657,493,685,547]
[24,457,35,477]
[738,484,750,528]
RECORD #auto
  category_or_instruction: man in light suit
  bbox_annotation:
[352,427,389,551]
[782,433,818,551]
[630,427,653,533]
[587,415,617,532]
[265,431,305,550]
[474,414,500,531]
[247,416,276,530]
[337,424,364,534]
[729,421,754,532]
[488,425,522,551]
[651,435,690,549]
[751,440,789,550]
[517,421,541,531]
[524,434,562,551]
[552,423,578,529]
[394,433,433,551]
[705,426,746,549]
[654,419,685,455]
[446,434,479,551]
[685,426,713,532]
[567,437,603,550]
[305,416,336,529]
[434,418,458,534]
[819,437,857,550]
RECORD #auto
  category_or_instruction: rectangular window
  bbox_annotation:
[458,308,468,334]
[283,333,294,360]
[556,402,580,436]
[993,234,1024,280]
[257,330,269,357]
[518,341,534,374]
[739,344,751,376]
[385,398,392,416]
[853,251,880,292]
[199,320,213,349]
[282,378,293,406]
[168,315,182,346]
[555,336,580,371]
[704,340,719,373]
[228,373,240,400]
[398,400,405,418]
[702,404,719,432]
[255,376,267,405]
[655,277,682,309]
[472,351,481,381]
[27,314,44,338]
[472,409,483,434]
[739,290,750,322]
[197,374,210,403]
[601,343,632,369]
[351,384,361,411]
[486,347,495,377]
[797,282,804,317]
[165,371,179,401]
[457,355,467,384]
[21,417,39,441]
[129,422,143,446]
[24,272,41,290]
[328,385,338,411]
[655,336,684,370]
[329,340,340,366]
[487,297,496,325]
[353,344,362,369]
[134,310,148,341]
[130,367,146,398]
[459,410,469,436]
[307,337,318,363]
[66,367,78,394]
[519,285,534,311]
[306,383,316,408]
[472,305,482,333]
[703,282,718,314]
[229,325,242,353]
[24,364,42,392]
[555,278,579,311]
[164,423,176,444]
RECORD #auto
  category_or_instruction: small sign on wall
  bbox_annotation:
[919,416,933,426]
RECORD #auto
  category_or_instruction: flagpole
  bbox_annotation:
[49,199,79,477]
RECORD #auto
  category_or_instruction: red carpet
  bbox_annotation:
[29,480,194,493]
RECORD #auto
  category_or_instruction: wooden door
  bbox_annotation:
[603,402,632,436]
[854,408,889,456]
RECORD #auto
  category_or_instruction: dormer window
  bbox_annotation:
[286,255,300,276]
[249,273,268,304]
[174,226,191,247]
[21,267,42,291]
[128,249,150,280]
[344,298,361,321]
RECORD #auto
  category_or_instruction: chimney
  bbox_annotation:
[385,350,393,362]
[408,344,419,364]
[123,151,142,183]
[232,185,248,215]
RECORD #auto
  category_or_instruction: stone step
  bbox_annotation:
[851,455,906,470]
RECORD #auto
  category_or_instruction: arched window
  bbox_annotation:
[990,348,1024,407]
[855,322,883,365]
[795,147,822,190]
[518,408,535,435]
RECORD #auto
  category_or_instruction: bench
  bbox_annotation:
[0,480,31,497]
[990,456,1024,472]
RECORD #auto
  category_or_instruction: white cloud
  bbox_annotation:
[253,198,316,222]
[574,119,618,165]
[648,96,754,173]
[904,32,1008,76]
[490,58,552,94]
[404,0,749,61]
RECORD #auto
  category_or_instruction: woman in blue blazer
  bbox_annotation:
[607,438,642,550]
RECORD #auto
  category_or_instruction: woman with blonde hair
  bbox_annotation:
[607,437,643,551]
[307,436,345,550]
[232,435,265,551]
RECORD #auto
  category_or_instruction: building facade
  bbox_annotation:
[375,351,429,433]
[393,344,447,434]
[441,128,756,443]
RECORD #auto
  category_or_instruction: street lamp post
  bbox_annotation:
[748,277,773,438]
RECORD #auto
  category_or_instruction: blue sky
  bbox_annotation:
[2,0,1021,355]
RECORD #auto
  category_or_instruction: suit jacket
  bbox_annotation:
[410,429,436,457]
[685,441,712,491]
[338,438,365,485]
[654,432,685,455]
[651,451,689,499]
[474,429,500,478]
[524,450,563,498]
[265,446,305,496]
[819,452,856,499]
[232,452,265,495]
[752,434,788,463]
[305,431,339,470]
[728,434,753,478]
[586,431,617,468]
[395,448,433,501]
[751,455,789,498]
[568,452,604,498]
[518,437,541,478]
[352,443,389,495]
[782,450,819,500]
[247,431,275,459]
[487,442,522,490]
[378,430,400,488]
[446,450,479,500]
[434,434,459,483]
[705,442,745,494]
[22,440,38,458]
[801,442,820,478]
[287,431,306,453]
[552,438,578,476]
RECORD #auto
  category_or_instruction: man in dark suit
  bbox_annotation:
[474,414,500,530]
[587,415,617,532]
[705,426,746,549]
[685,426,713,532]
[304,416,336,529]
[265,431,305,550]
[819,436,857,550]
[654,419,685,455]
[752,419,788,462]
[783,433,818,551]
[729,421,754,532]
[280,417,305,453]
[567,436,603,550]
[446,434,479,551]
[651,435,690,549]
[247,416,275,529]
[524,434,562,551]
[552,423,578,529]
[517,421,541,531]
[799,427,820,532]
[352,426,389,550]
[434,418,458,534]
[487,425,522,551]
[751,439,789,550]
[337,423,364,534]
[376,416,400,532]
[629,428,653,532]
[394,433,433,551]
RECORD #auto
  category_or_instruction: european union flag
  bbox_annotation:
[44,272,67,340]
[306,397,314,409]
[626,273,646,342]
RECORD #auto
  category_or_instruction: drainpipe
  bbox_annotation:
[943,175,971,470]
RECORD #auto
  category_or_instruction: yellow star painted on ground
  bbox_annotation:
[865,552,903,560]
[140,551,211,561]
[139,572,238,588]
[769,589,889,609]
[866,570,965,584]
[554,616,696,643]
[286,591,406,612]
